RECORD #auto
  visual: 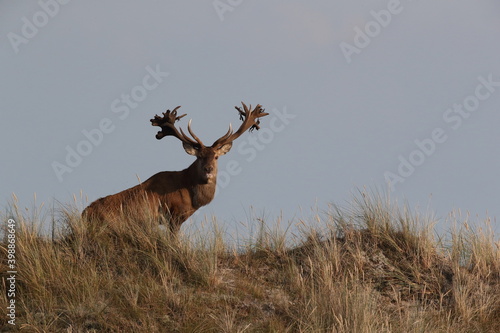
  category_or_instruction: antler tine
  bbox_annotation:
[211,102,268,147]
[151,106,204,147]
[181,119,205,147]
[171,105,182,114]
[235,103,247,120]
[212,123,233,148]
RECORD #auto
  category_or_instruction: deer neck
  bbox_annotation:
[184,161,217,209]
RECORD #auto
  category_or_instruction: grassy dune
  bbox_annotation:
[1,193,499,332]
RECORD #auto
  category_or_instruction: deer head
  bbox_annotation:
[150,102,269,184]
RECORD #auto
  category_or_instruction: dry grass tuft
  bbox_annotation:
[1,192,499,332]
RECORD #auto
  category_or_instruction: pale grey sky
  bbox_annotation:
[1,0,499,236]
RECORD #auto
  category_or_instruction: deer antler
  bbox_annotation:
[212,102,269,147]
[150,106,205,147]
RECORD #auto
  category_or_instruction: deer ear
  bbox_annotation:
[218,142,232,155]
[182,142,198,156]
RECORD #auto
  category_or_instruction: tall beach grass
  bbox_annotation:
[1,191,499,332]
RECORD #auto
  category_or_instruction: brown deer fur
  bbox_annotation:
[82,103,268,233]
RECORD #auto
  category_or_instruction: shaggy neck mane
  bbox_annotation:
[185,161,217,209]
[190,182,216,208]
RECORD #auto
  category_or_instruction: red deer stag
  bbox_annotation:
[82,102,268,233]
